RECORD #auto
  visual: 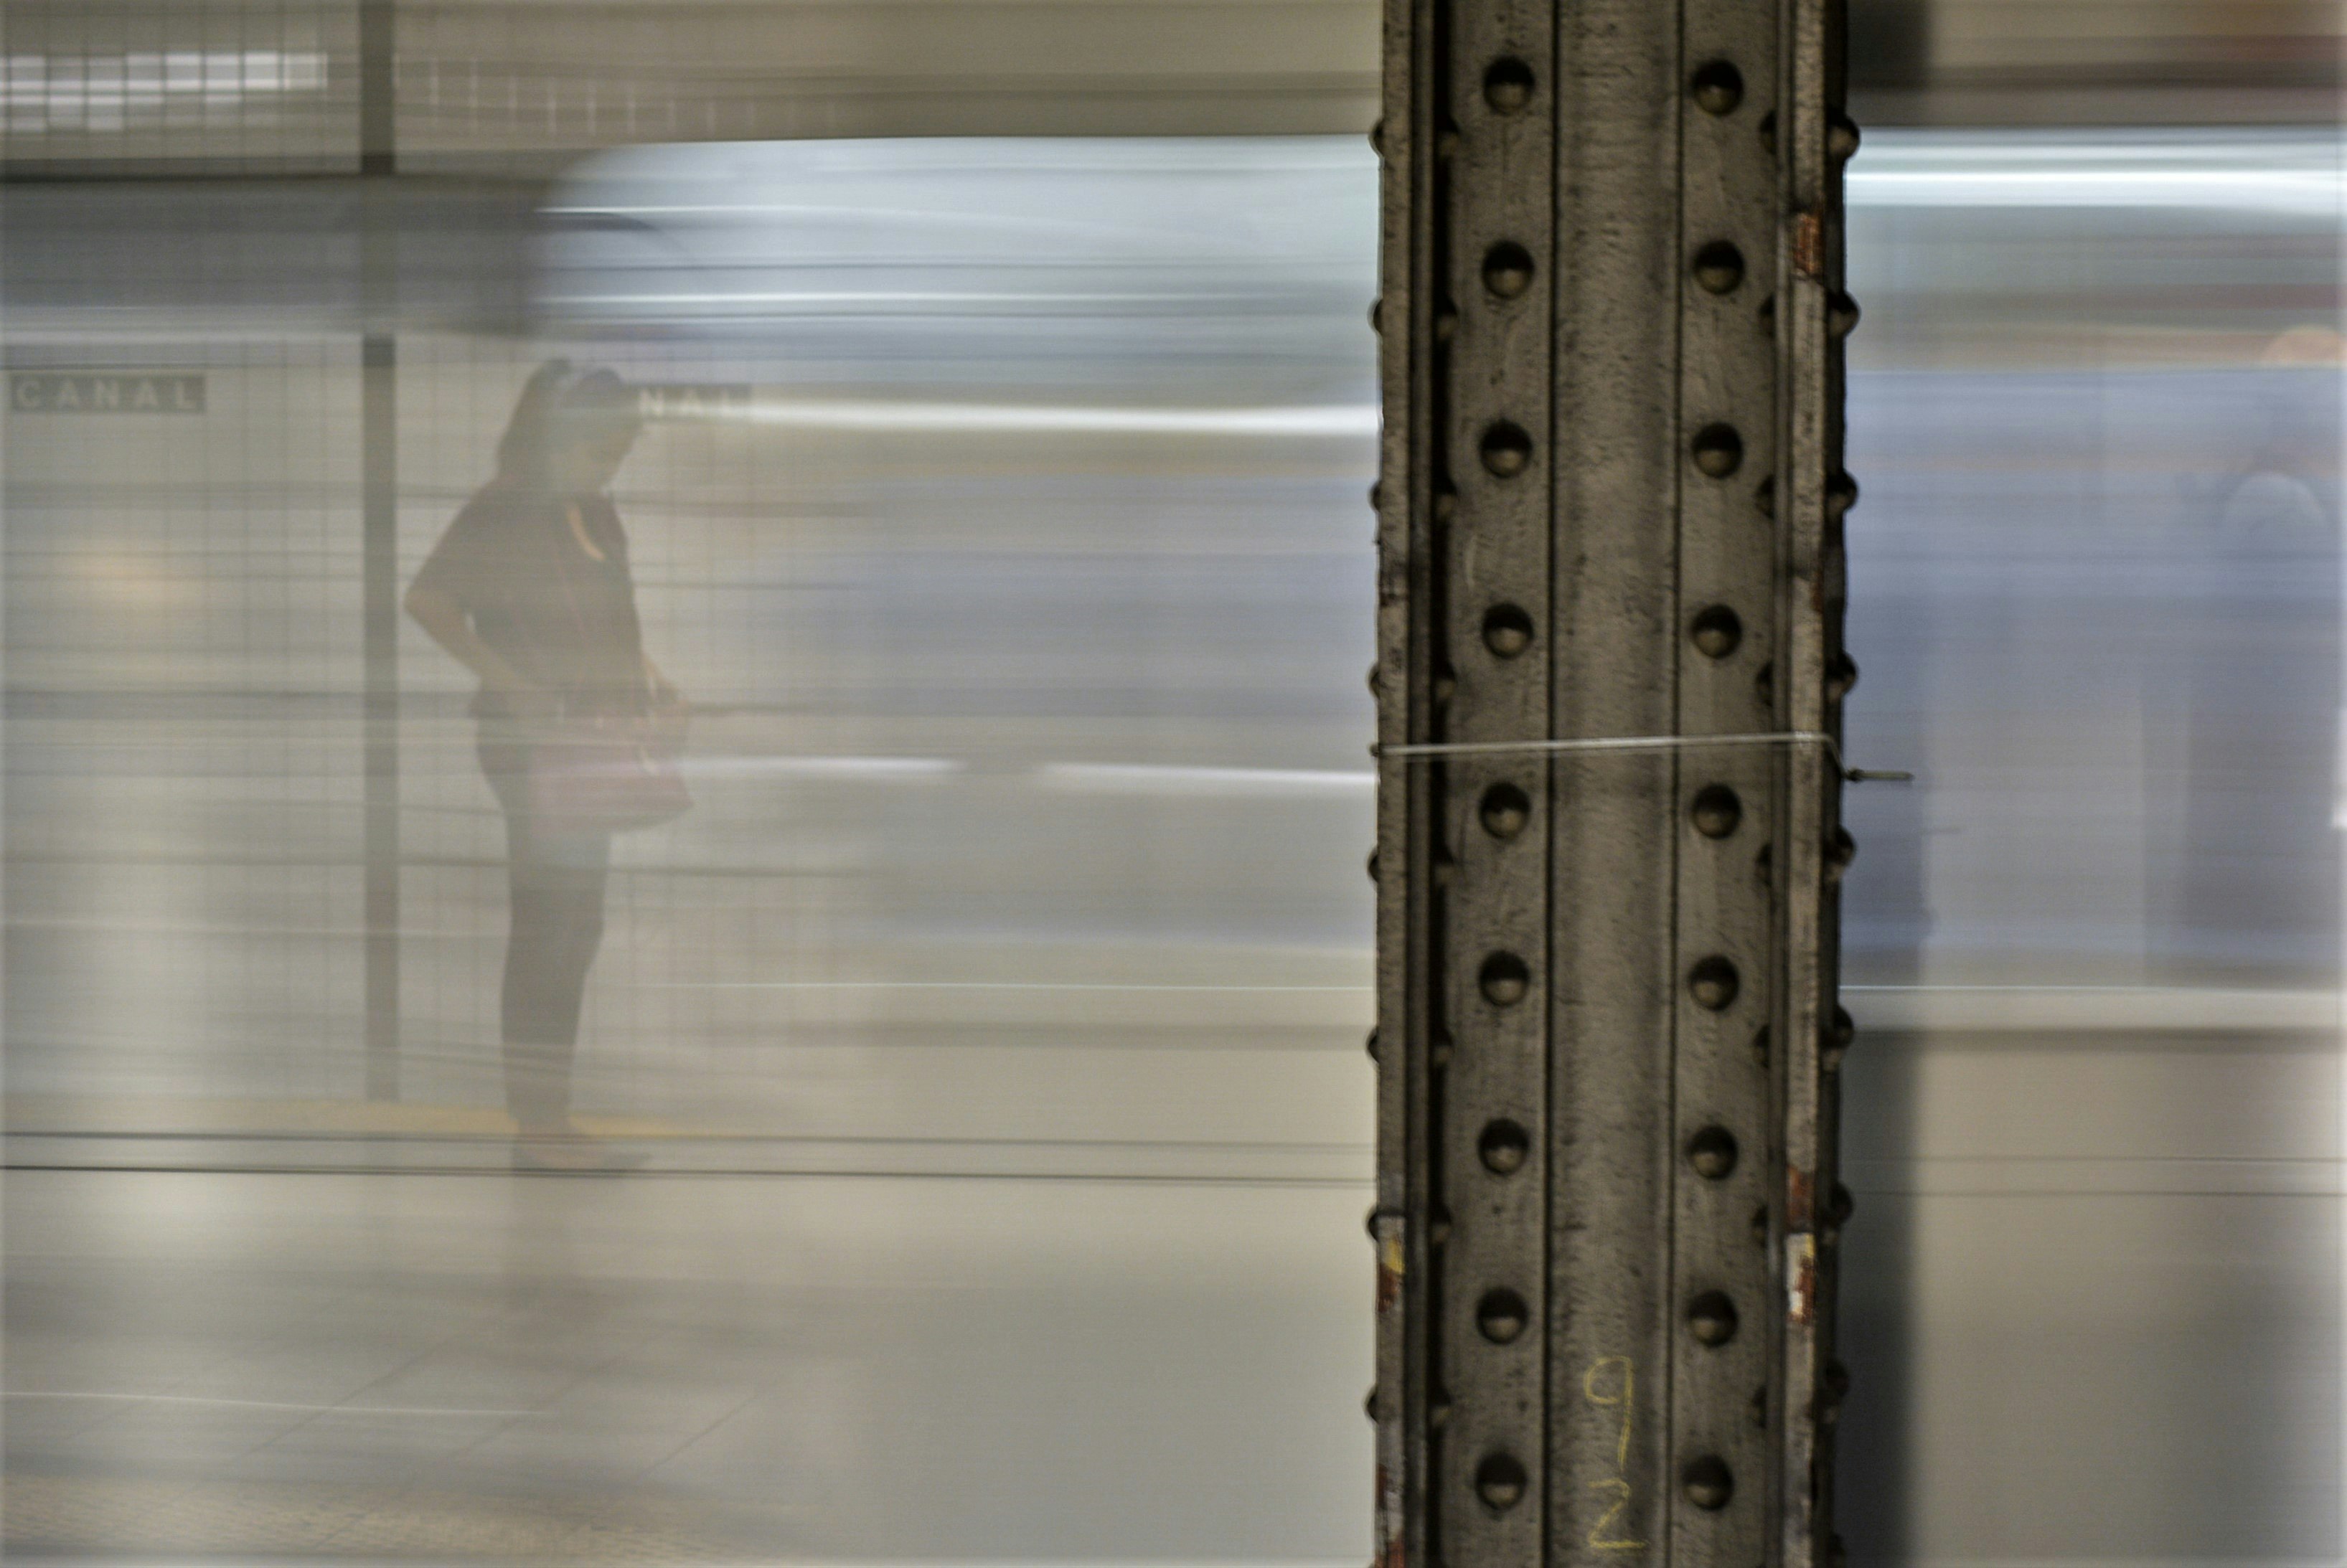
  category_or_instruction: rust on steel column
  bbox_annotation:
[1369,0,1857,1564]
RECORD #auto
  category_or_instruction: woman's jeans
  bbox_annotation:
[480,729,612,1134]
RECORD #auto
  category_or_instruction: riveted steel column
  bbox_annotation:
[1774,0,1859,1561]
[1370,0,1442,1559]
[1370,0,1852,1562]
[1671,1,1787,1567]
[1541,0,1683,1561]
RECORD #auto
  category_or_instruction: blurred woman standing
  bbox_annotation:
[406,362,688,1171]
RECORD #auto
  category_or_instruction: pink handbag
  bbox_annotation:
[525,714,692,837]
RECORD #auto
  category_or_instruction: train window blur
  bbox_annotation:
[1838,127,2347,1564]
[6,9,2347,1565]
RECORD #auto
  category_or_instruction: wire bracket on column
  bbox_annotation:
[1375,732,1911,783]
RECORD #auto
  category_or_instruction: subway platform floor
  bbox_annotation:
[3,1166,1373,1563]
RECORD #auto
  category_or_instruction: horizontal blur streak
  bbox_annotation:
[4,0,2345,173]
[674,401,1379,436]
[1849,133,2347,214]
[4,123,2345,1568]
[1035,763,1375,795]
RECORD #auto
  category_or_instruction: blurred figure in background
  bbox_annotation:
[405,362,689,1171]
[2173,325,2342,983]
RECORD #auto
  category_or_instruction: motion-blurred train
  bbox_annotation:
[530,128,2345,993]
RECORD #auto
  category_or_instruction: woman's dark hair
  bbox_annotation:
[495,359,643,484]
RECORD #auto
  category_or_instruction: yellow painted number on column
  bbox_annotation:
[1582,1356,1648,1552]
[1586,1478,1645,1552]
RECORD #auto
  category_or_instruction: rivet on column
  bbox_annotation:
[1482,604,1535,658]
[1690,60,1743,115]
[1481,421,1533,478]
[1483,57,1535,114]
[1693,240,1745,295]
[1826,471,1859,521]
[1479,783,1531,839]
[1478,1119,1530,1174]
[1823,1005,1856,1069]
[1475,1288,1530,1344]
[1690,605,1743,658]
[1688,1125,1739,1180]
[1479,953,1530,1006]
[1690,783,1741,839]
[1692,423,1744,478]
[1688,1290,1739,1346]
[1688,955,1739,1010]
[1683,1455,1734,1511]
[1826,826,1856,881]
[1476,1454,1528,1512]
[1482,242,1535,299]
[1827,651,1858,701]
